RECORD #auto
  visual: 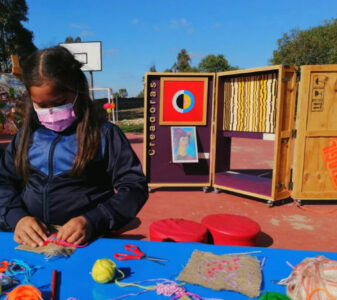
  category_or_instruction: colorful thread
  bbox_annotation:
[306,287,335,300]
[114,269,156,290]
[260,257,266,270]
[91,259,223,300]
[0,261,11,273]
[4,259,41,284]
[156,282,186,296]
[112,276,222,300]
[43,233,88,248]
[205,257,240,278]
[285,261,294,269]
[4,284,42,300]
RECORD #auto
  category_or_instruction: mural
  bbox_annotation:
[0,74,27,135]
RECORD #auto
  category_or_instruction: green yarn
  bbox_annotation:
[259,291,291,300]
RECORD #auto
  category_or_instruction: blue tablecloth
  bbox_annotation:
[1,232,337,300]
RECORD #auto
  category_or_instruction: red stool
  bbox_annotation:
[201,214,261,246]
[149,218,209,243]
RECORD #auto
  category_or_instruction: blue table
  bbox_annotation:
[1,232,337,300]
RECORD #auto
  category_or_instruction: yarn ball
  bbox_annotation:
[7,284,42,300]
[91,258,116,283]
[259,292,291,300]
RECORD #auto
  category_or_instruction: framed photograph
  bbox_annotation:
[160,77,208,125]
[171,126,199,163]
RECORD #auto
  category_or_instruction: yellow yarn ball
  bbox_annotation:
[91,258,116,283]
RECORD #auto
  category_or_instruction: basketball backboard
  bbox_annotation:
[59,41,102,72]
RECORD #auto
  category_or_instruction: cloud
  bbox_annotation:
[189,52,204,60]
[131,18,139,25]
[169,19,179,29]
[153,25,160,32]
[80,30,94,37]
[213,23,222,29]
[169,18,194,34]
[180,18,188,26]
[103,48,120,56]
[186,27,194,34]
[169,47,179,53]
[117,71,136,79]
[70,23,88,29]
[69,23,94,37]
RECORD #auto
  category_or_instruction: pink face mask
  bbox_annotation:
[34,95,78,132]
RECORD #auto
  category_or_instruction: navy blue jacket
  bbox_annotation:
[0,122,148,235]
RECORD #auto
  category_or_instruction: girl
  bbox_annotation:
[0,46,148,247]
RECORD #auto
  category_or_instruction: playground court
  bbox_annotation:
[1,132,337,253]
[120,132,337,253]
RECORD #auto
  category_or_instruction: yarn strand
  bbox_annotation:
[44,233,88,248]
[306,287,335,300]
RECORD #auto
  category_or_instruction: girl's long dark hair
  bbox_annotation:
[15,46,101,181]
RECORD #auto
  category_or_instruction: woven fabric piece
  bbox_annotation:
[16,243,75,257]
[177,250,262,298]
[15,225,75,257]
[223,72,278,133]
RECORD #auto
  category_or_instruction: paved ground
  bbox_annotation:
[123,132,337,253]
[1,132,336,252]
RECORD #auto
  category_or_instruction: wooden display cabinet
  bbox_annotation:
[143,72,216,191]
[212,64,337,205]
[212,65,297,205]
[143,65,337,204]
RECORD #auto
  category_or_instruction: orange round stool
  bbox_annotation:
[201,214,261,246]
[149,218,209,243]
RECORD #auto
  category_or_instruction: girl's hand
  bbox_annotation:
[57,216,91,245]
[14,216,49,247]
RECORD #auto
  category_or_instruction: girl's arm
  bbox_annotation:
[0,133,29,231]
[82,125,149,235]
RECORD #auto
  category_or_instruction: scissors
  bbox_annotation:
[114,244,168,265]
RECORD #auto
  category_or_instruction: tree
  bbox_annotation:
[64,36,82,43]
[198,54,236,72]
[149,64,156,72]
[0,0,36,72]
[139,64,157,97]
[171,49,192,72]
[136,90,144,98]
[270,19,337,65]
[118,88,128,98]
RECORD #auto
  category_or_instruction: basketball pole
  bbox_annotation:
[88,71,95,100]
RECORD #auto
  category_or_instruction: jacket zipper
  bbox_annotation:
[42,134,62,224]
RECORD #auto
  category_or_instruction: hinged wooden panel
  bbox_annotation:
[292,65,337,200]
[273,66,297,200]
[212,65,297,202]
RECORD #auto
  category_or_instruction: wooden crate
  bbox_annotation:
[143,65,337,203]
[212,65,297,205]
[292,65,337,201]
[143,72,215,190]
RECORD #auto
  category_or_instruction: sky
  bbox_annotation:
[24,0,337,97]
